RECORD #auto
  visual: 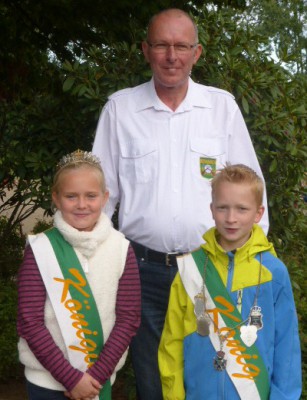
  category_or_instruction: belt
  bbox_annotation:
[130,241,187,267]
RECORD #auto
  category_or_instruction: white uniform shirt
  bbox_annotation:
[93,78,269,253]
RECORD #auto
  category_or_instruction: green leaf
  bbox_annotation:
[269,158,277,172]
[63,76,75,92]
[242,96,249,114]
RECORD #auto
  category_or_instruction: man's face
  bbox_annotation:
[142,12,202,93]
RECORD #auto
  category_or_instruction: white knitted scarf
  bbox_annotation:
[53,210,112,259]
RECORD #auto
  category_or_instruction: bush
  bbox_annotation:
[0,280,19,380]
[280,215,307,395]
[0,216,25,280]
[32,218,53,234]
[0,217,24,380]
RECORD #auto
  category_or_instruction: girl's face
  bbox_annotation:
[52,166,109,232]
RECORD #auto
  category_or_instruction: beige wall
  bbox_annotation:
[2,188,51,235]
[20,209,52,235]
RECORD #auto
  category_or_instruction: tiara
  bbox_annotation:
[56,150,102,171]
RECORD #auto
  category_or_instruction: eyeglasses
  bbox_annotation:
[147,42,198,54]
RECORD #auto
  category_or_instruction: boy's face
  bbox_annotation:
[210,181,264,251]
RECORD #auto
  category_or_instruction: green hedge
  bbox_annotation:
[0,280,19,380]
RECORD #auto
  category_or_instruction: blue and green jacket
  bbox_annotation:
[158,225,301,399]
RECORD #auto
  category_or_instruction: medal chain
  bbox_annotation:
[202,252,263,335]
[200,252,263,369]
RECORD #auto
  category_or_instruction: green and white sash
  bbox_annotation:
[29,227,111,400]
[177,248,270,400]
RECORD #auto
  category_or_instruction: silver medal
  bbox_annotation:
[194,292,211,336]
[249,305,263,330]
[240,325,257,347]
[214,351,227,371]
[194,292,205,318]
[196,315,211,336]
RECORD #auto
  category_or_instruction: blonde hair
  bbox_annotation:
[52,150,106,194]
[211,164,264,207]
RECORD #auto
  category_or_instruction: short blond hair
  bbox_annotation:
[211,164,264,207]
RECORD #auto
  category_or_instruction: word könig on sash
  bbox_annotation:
[54,268,99,367]
[207,295,260,380]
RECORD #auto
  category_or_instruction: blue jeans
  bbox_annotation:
[130,258,178,400]
[26,380,67,400]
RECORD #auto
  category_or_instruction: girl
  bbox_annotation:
[17,150,141,400]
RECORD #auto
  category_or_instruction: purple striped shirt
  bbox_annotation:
[17,244,141,391]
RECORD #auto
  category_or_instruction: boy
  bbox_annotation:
[158,164,301,399]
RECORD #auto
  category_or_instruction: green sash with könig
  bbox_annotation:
[177,248,270,400]
[29,227,111,399]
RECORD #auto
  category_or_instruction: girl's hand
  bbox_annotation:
[65,372,101,399]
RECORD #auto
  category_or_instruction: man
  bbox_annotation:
[92,8,269,400]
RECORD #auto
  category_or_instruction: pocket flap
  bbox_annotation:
[121,139,156,159]
[190,137,225,156]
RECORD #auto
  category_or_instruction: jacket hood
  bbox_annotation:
[201,224,276,291]
[202,224,274,259]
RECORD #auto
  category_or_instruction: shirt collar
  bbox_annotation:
[135,77,213,112]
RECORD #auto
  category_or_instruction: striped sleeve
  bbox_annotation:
[88,244,141,384]
[17,245,84,391]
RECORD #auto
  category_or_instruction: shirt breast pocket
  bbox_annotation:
[120,139,157,184]
[190,137,226,179]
